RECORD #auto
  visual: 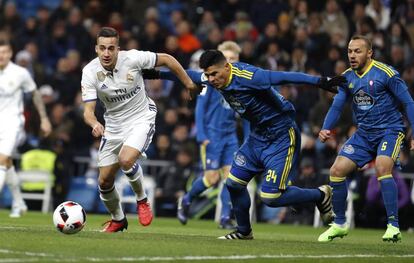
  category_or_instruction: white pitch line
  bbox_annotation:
[1,250,414,262]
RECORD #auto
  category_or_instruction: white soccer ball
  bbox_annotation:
[53,201,86,234]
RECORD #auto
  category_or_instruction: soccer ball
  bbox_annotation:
[53,201,86,234]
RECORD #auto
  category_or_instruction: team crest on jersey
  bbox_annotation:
[97,71,106,82]
[353,89,374,110]
[126,73,134,83]
[342,144,355,154]
[235,154,246,166]
[227,95,246,114]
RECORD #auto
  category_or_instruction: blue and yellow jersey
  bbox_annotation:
[160,62,321,140]
[195,85,237,143]
[323,59,414,136]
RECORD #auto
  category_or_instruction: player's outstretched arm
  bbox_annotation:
[267,71,345,93]
[319,87,349,143]
[32,89,52,137]
[388,76,414,150]
[83,100,104,138]
[155,53,198,96]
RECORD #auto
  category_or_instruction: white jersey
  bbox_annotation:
[81,50,158,133]
[0,62,36,127]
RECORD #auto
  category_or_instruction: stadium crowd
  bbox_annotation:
[0,0,413,229]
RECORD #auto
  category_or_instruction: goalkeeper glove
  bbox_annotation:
[317,76,347,94]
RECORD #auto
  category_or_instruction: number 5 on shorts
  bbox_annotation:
[381,141,387,151]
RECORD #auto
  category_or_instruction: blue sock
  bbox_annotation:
[220,183,232,219]
[261,186,321,207]
[331,179,347,225]
[187,176,208,203]
[226,180,251,235]
[378,175,399,228]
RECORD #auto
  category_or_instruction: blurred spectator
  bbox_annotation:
[176,20,201,54]
[322,0,349,41]
[223,11,258,43]
[0,1,23,34]
[196,11,218,42]
[155,147,194,217]
[201,27,222,50]
[139,20,165,52]
[365,0,391,30]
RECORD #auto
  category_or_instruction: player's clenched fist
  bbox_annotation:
[92,123,105,137]
[319,129,331,143]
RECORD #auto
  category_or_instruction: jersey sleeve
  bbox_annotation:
[81,68,97,102]
[129,49,157,69]
[322,86,349,130]
[251,68,320,89]
[21,69,36,93]
[388,75,414,137]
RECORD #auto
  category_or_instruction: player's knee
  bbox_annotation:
[98,177,115,190]
[118,156,135,170]
[375,164,392,177]
[204,171,220,185]
[330,164,346,178]
[260,191,282,207]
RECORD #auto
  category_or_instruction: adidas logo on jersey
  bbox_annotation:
[101,84,108,90]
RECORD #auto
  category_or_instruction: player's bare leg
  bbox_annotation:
[375,155,401,242]
[318,156,356,242]
[119,145,152,226]
[99,163,128,232]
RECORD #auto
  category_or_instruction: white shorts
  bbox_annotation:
[97,120,156,167]
[0,124,25,156]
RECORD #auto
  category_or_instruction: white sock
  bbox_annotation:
[99,185,124,221]
[122,163,147,201]
[6,166,25,207]
[0,165,7,193]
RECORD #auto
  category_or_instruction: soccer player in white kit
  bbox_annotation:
[0,39,52,217]
[81,27,197,232]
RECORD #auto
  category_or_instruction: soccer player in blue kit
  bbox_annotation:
[178,42,244,229]
[318,35,414,243]
[195,50,346,240]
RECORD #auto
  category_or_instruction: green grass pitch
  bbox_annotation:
[0,209,413,262]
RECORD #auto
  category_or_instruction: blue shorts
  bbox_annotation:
[339,129,405,167]
[200,134,238,170]
[228,125,300,198]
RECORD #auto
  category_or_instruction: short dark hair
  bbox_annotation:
[350,35,372,50]
[199,50,227,69]
[0,39,11,47]
[97,27,119,41]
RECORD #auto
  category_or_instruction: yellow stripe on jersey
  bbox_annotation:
[355,60,374,78]
[377,174,393,181]
[228,173,248,186]
[260,191,282,199]
[342,68,352,75]
[373,61,395,77]
[232,67,253,80]
[391,132,405,161]
[279,127,295,190]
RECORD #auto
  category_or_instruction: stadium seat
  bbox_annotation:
[66,177,98,212]
[18,170,53,213]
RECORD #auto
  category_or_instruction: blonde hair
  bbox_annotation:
[217,41,241,55]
